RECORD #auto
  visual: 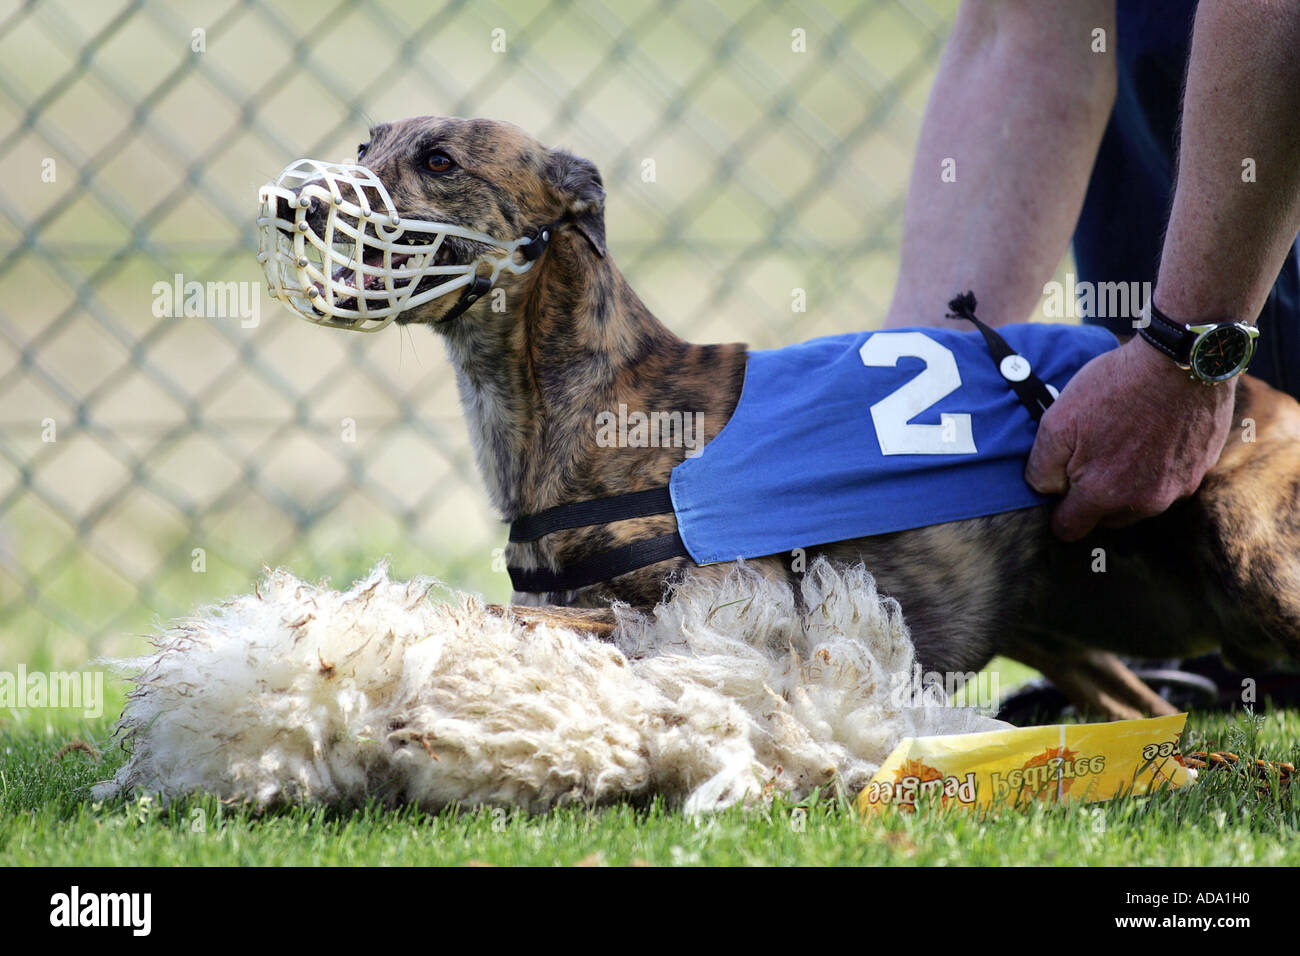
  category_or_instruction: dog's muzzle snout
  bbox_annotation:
[256,158,544,332]
[272,190,326,235]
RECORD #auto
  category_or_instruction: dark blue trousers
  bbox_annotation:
[1073,0,1300,394]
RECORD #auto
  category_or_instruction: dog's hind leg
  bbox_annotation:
[1190,376,1300,665]
[1005,377,1300,710]
[1003,640,1180,720]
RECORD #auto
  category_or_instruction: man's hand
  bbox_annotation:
[1024,336,1237,541]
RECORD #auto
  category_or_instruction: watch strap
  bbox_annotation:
[1138,302,1193,365]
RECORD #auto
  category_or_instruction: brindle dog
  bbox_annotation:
[295,115,1300,718]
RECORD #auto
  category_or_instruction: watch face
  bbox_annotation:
[1191,325,1252,381]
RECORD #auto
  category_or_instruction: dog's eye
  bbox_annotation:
[427,150,456,175]
[357,142,369,160]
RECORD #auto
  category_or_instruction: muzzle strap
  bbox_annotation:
[436,219,562,325]
[520,221,559,262]
[437,274,493,325]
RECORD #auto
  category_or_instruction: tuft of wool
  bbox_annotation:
[95,558,1007,813]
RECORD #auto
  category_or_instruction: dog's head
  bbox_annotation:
[258,116,607,330]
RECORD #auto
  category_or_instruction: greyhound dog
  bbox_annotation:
[257,115,1300,718]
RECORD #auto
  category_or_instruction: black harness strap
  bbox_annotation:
[509,486,674,542]
[508,531,689,594]
[506,487,679,592]
[946,291,1058,422]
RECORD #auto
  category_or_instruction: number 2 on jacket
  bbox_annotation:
[859,332,978,456]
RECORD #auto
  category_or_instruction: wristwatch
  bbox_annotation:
[1137,302,1260,384]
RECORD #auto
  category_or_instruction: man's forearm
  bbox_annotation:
[1026,1,1300,543]
[1153,0,1300,327]
[884,0,1116,329]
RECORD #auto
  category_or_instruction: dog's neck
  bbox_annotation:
[442,229,743,521]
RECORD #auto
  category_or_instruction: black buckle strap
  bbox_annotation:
[946,291,1057,422]
[519,221,558,261]
[508,531,689,593]
[439,273,492,324]
[509,486,674,542]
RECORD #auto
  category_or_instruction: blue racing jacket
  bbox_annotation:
[668,323,1118,564]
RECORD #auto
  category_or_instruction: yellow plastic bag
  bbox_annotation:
[857,713,1196,814]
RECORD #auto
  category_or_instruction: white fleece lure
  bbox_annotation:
[95,559,1007,813]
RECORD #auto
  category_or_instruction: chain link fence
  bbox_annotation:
[0,0,957,664]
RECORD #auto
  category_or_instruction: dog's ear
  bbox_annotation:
[545,149,607,258]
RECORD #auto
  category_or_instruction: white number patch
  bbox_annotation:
[858,332,977,456]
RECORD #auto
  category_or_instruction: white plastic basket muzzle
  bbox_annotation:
[256,159,545,332]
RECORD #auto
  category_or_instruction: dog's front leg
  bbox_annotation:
[485,604,619,639]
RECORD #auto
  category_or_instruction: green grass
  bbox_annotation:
[3,703,1296,867]
[3,526,1294,867]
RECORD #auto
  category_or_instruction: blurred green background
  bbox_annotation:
[0,0,1059,671]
